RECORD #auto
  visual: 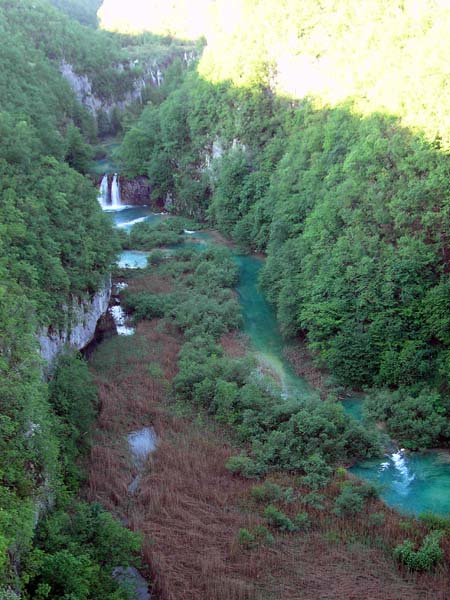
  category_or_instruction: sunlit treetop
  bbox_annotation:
[98,0,213,38]
[100,0,450,147]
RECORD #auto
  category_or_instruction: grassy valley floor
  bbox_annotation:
[82,251,450,600]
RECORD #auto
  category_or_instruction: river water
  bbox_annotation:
[110,206,450,517]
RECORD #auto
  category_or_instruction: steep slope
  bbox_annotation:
[0,0,126,593]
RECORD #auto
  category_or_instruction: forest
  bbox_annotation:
[120,0,450,452]
[0,0,146,596]
[3,0,450,598]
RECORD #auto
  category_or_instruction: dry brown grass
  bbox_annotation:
[84,272,450,600]
[126,274,174,295]
[220,331,249,358]
[284,341,331,399]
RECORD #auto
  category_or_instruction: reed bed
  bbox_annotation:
[84,271,450,600]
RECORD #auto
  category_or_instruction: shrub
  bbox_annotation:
[336,466,347,480]
[0,589,20,600]
[250,481,283,503]
[299,454,333,490]
[302,492,326,510]
[148,249,165,265]
[237,526,274,550]
[283,487,296,504]
[357,481,379,499]
[293,512,311,530]
[393,531,444,571]
[419,512,450,533]
[368,512,385,527]
[264,505,296,532]
[225,454,261,478]
[122,292,165,321]
[253,526,275,545]
[25,501,141,599]
[333,484,365,517]
[237,528,256,550]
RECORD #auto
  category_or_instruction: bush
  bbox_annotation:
[419,512,450,533]
[148,249,165,265]
[236,525,274,549]
[128,221,182,250]
[368,512,385,527]
[250,481,283,504]
[365,388,448,450]
[237,528,256,550]
[225,454,261,478]
[393,531,444,571]
[264,505,296,532]
[293,512,311,530]
[302,492,326,510]
[122,292,165,321]
[253,525,275,545]
[299,454,333,490]
[333,484,365,517]
[49,353,98,487]
[25,501,141,599]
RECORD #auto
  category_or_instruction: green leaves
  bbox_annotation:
[394,531,444,572]
[365,388,449,450]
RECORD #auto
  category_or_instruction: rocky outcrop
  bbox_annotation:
[60,51,198,118]
[38,278,111,372]
[120,176,153,206]
[60,61,145,117]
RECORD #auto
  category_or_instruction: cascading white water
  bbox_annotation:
[97,174,109,208]
[111,173,121,208]
[390,449,415,495]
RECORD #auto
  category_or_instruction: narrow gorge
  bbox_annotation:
[3,1,450,599]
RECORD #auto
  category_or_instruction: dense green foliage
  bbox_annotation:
[394,531,444,572]
[0,354,140,597]
[123,217,203,251]
[121,0,450,450]
[0,6,201,585]
[5,0,450,590]
[123,248,378,479]
[24,500,141,599]
[0,1,152,592]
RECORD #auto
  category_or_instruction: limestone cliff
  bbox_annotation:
[38,277,111,371]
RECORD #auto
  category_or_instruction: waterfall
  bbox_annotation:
[391,449,415,495]
[97,174,109,208]
[111,174,121,208]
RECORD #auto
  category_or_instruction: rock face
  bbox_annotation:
[60,53,197,118]
[60,61,147,117]
[38,278,111,372]
[120,176,153,206]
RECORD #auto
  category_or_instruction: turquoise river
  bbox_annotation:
[108,205,450,517]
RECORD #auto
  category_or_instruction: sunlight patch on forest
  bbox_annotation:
[100,0,450,148]
[97,0,211,38]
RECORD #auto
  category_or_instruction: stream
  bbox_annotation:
[107,205,450,517]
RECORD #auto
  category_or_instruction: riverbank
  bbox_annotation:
[85,251,447,599]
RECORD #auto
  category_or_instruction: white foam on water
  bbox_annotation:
[109,305,135,336]
[116,216,149,228]
[97,174,109,208]
[111,173,122,208]
[391,449,415,496]
[103,204,134,212]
